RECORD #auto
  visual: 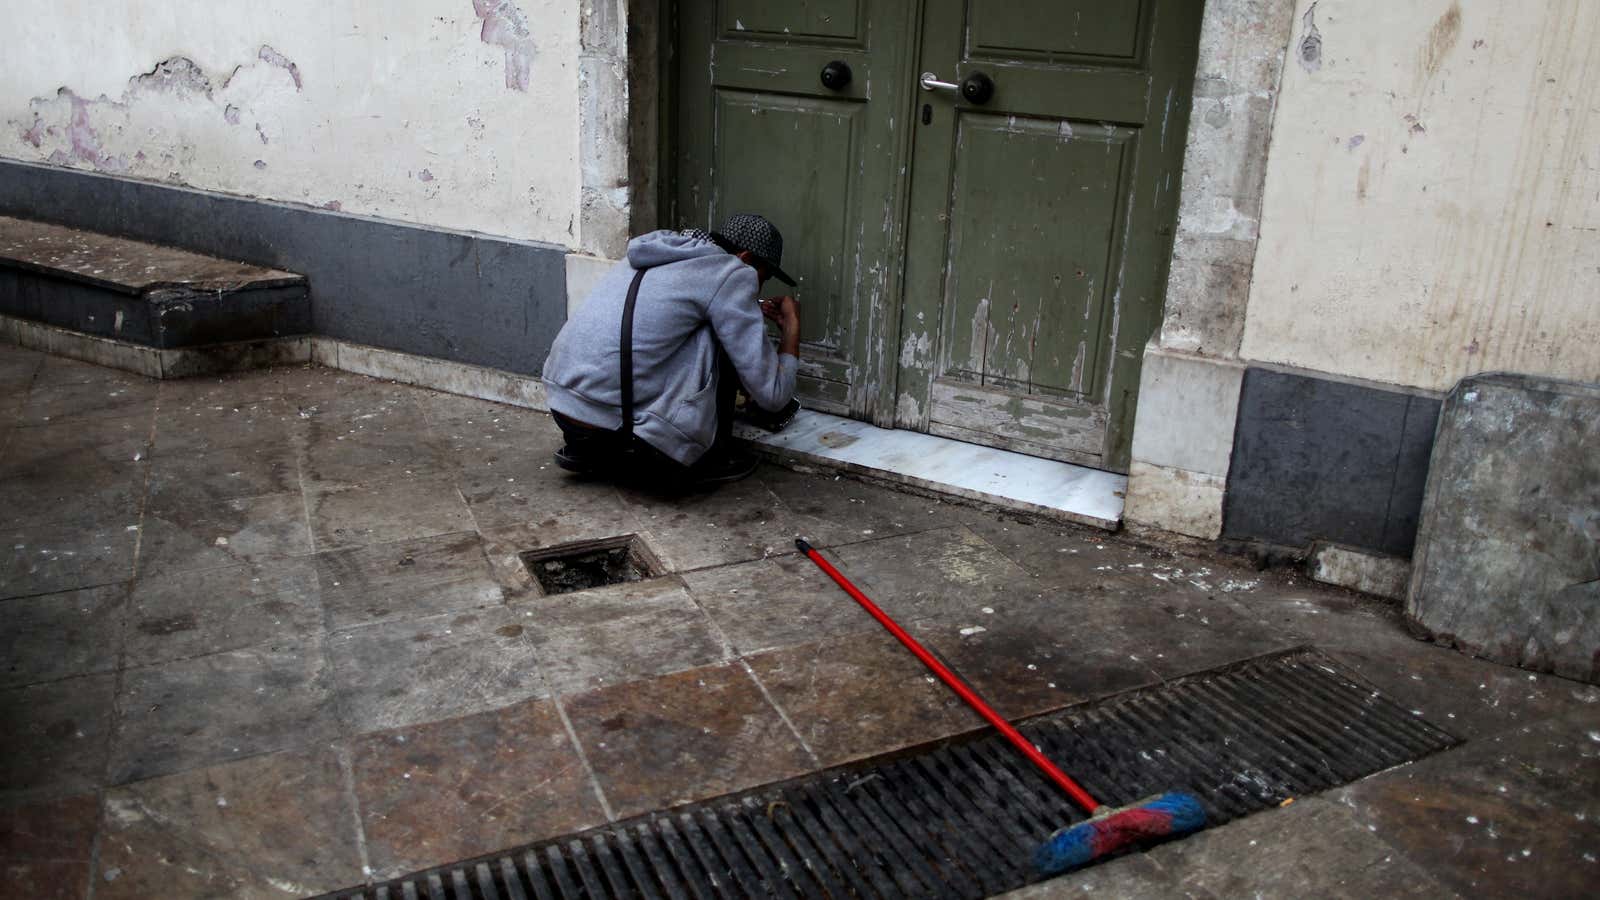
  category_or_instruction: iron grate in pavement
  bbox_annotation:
[317,649,1458,900]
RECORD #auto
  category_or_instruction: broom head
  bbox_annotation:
[1034,791,1207,875]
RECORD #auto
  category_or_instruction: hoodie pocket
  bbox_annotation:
[666,372,719,449]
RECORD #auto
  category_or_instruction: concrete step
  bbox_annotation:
[0,215,310,376]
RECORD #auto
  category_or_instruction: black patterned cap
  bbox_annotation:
[708,214,796,286]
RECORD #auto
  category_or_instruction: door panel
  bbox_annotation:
[713,93,861,351]
[719,1,863,40]
[675,0,912,418]
[939,117,1133,401]
[896,0,1202,471]
[969,0,1146,62]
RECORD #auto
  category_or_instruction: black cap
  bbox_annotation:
[708,213,797,286]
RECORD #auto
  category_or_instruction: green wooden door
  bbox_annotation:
[672,0,916,418]
[895,0,1202,471]
[674,1,1201,471]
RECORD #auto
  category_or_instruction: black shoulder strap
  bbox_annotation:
[618,266,648,438]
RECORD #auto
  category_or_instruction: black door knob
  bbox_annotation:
[820,60,852,91]
[961,71,995,105]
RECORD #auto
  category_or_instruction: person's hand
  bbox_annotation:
[760,296,800,326]
[758,296,802,357]
[776,296,800,330]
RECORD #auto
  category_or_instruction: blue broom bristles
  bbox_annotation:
[1034,792,1207,875]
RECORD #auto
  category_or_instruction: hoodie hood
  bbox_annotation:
[626,229,731,269]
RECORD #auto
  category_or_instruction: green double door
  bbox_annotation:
[672,0,1202,471]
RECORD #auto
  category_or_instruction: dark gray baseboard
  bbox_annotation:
[0,159,567,375]
[1223,366,1441,558]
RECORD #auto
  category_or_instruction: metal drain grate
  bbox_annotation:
[319,649,1457,899]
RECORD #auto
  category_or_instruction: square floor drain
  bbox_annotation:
[518,535,666,595]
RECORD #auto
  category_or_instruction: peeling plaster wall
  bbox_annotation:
[1241,0,1600,391]
[0,0,591,249]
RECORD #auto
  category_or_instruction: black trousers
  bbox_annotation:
[554,345,740,478]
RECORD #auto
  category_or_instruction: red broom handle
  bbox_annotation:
[796,539,1102,814]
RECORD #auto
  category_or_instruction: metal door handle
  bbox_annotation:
[919,70,996,105]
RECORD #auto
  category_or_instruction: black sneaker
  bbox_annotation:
[691,449,760,486]
[554,445,602,474]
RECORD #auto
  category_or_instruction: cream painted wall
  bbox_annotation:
[0,0,583,248]
[1242,0,1600,391]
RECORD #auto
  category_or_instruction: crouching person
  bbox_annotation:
[541,214,801,488]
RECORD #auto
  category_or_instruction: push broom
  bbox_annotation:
[795,538,1206,875]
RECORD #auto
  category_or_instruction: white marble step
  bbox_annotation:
[736,409,1125,530]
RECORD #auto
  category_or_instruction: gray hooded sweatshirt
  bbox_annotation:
[541,230,798,466]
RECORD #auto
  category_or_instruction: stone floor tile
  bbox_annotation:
[410,388,548,432]
[998,852,1216,899]
[0,674,115,799]
[0,416,153,474]
[153,365,316,408]
[931,570,1304,683]
[762,464,961,547]
[151,397,302,455]
[0,792,98,900]
[459,458,637,535]
[824,526,1039,624]
[317,531,502,631]
[682,553,881,655]
[744,630,983,766]
[328,605,546,735]
[351,698,607,880]
[30,355,144,390]
[1329,635,1600,741]
[961,510,1289,618]
[299,403,457,489]
[1148,798,1459,899]
[563,661,814,819]
[96,745,363,899]
[907,614,1164,721]
[307,478,474,551]
[1331,708,1600,899]
[415,393,561,465]
[145,442,300,510]
[619,473,806,571]
[0,519,139,600]
[0,346,42,392]
[519,577,730,694]
[0,584,126,688]
[125,559,323,666]
[959,509,1164,587]
[1108,595,1303,680]
[136,492,313,578]
[0,457,147,529]
[111,641,336,784]
[18,378,159,427]
[1228,582,1411,651]
[288,375,419,418]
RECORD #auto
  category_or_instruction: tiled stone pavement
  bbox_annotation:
[0,344,1596,899]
